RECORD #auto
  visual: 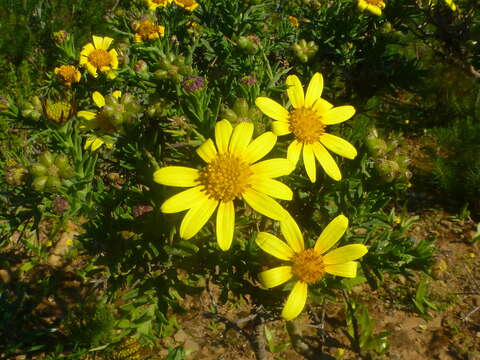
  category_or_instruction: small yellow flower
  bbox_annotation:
[54,65,81,86]
[77,91,121,151]
[79,36,118,79]
[134,20,165,43]
[256,73,357,182]
[146,0,172,10]
[174,0,199,11]
[394,216,401,224]
[357,0,386,16]
[257,215,368,320]
[153,120,294,251]
[288,16,299,28]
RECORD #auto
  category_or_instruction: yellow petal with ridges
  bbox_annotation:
[92,36,103,49]
[314,215,349,254]
[256,232,295,260]
[86,63,98,77]
[320,134,357,159]
[325,261,358,278]
[161,186,206,213]
[303,144,316,183]
[259,266,293,288]
[312,142,341,181]
[250,159,294,178]
[305,73,323,108]
[255,97,289,122]
[179,196,218,239]
[109,49,119,68]
[92,91,105,108]
[229,122,254,157]
[80,43,94,56]
[280,214,304,253]
[84,137,95,150]
[242,188,288,220]
[244,131,276,164]
[272,121,291,136]
[281,281,308,321]
[322,106,355,125]
[287,140,303,167]
[77,111,96,120]
[153,166,199,187]
[215,119,232,154]
[286,75,304,109]
[90,138,104,151]
[196,138,217,163]
[313,98,334,114]
[250,176,293,200]
[216,201,235,251]
[323,244,368,265]
[102,36,113,50]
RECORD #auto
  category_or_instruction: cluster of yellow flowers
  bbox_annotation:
[357,0,457,16]
[146,0,199,12]
[154,73,368,320]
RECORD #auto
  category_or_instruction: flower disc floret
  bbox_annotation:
[289,108,325,144]
[54,65,81,86]
[292,249,325,284]
[198,154,253,202]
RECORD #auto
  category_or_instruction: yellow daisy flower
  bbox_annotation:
[357,0,386,16]
[77,91,121,151]
[134,20,165,43]
[255,73,357,182]
[256,215,368,320]
[79,36,118,79]
[54,65,81,86]
[174,0,199,11]
[146,0,172,10]
[153,119,294,251]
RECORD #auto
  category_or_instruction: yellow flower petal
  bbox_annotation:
[77,111,96,120]
[102,36,113,50]
[86,63,98,77]
[320,133,357,159]
[250,159,294,178]
[323,244,368,265]
[153,166,199,187]
[179,197,218,239]
[161,186,206,213]
[303,144,316,183]
[112,90,122,99]
[107,70,117,80]
[215,119,233,154]
[244,131,276,164]
[325,261,358,278]
[229,122,254,157]
[196,138,218,163]
[280,214,304,253]
[256,232,295,260]
[250,176,293,200]
[272,121,291,136]
[314,214,349,254]
[80,43,94,56]
[358,0,368,10]
[322,106,355,125]
[313,98,333,114]
[255,97,289,122]
[259,266,293,288]
[242,188,288,221]
[92,91,105,108]
[92,35,103,49]
[281,281,308,321]
[90,138,104,151]
[305,73,324,108]
[286,75,304,109]
[109,49,119,69]
[287,140,303,167]
[216,201,235,251]
[312,142,341,181]
[84,137,95,150]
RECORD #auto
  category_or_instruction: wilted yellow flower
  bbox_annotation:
[134,20,165,42]
[174,0,199,11]
[357,0,386,16]
[153,120,294,251]
[54,65,81,86]
[257,215,368,320]
[288,16,299,28]
[79,36,118,79]
[77,91,121,151]
[256,73,357,182]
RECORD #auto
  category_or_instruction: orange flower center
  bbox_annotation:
[197,154,252,201]
[136,20,164,41]
[56,65,79,85]
[291,248,325,284]
[289,107,325,144]
[364,0,384,6]
[88,49,112,68]
[152,0,169,5]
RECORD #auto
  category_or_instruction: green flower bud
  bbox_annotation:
[32,176,48,191]
[30,163,48,177]
[39,152,55,167]
[45,176,61,191]
[233,98,250,118]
